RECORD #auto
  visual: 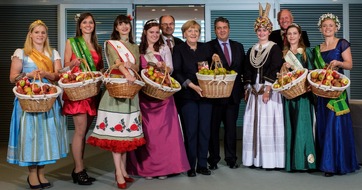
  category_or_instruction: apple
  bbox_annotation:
[18,79,26,87]
[310,71,319,79]
[340,78,349,86]
[16,87,25,94]
[332,71,340,79]
[273,83,281,89]
[63,73,69,79]
[48,86,57,94]
[326,75,334,80]
[318,73,325,81]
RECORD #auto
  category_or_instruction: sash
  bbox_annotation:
[29,49,54,72]
[284,50,303,70]
[104,40,136,67]
[69,37,96,71]
[313,45,349,116]
[144,49,161,64]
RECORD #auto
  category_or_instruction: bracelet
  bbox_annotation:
[340,61,344,68]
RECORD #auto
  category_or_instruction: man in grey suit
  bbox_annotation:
[207,17,245,170]
[159,15,184,52]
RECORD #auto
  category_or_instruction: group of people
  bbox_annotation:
[6,3,360,190]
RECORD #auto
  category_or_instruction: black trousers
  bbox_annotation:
[208,102,240,165]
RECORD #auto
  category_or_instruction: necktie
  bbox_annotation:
[222,43,231,66]
[283,32,287,47]
[166,39,172,52]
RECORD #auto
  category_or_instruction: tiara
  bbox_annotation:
[74,13,81,22]
[317,13,341,30]
[145,19,159,25]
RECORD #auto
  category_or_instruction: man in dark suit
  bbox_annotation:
[159,15,184,52]
[207,17,245,170]
[269,9,310,50]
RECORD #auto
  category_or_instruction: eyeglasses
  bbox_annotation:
[161,23,175,27]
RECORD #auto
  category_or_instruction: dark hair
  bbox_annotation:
[76,12,102,56]
[159,15,175,24]
[110,15,135,44]
[214,17,230,30]
[139,19,163,54]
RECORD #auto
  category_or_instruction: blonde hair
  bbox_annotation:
[23,20,52,57]
[181,20,201,38]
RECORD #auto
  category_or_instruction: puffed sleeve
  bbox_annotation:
[11,48,24,60]
[339,39,351,53]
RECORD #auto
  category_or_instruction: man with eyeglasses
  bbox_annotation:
[159,15,184,52]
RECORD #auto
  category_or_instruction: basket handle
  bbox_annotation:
[106,63,142,82]
[80,58,96,79]
[210,54,227,79]
[30,72,45,95]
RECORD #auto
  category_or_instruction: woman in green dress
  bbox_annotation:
[282,23,316,172]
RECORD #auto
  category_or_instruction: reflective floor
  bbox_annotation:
[0,141,361,190]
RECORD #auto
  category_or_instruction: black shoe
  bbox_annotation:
[72,169,93,185]
[324,172,334,177]
[227,162,239,169]
[187,169,196,177]
[82,169,96,182]
[208,164,218,170]
[40,181,51,189]
[196,167,211,175]
[27,177,42,190]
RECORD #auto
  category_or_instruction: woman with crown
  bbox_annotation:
[8,20,68,189]
[242,3,284,169]
[126,19,190,180]
[314,13,360,177]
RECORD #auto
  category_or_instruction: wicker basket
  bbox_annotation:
[307,69,350,99]
[196,55,237,98]
[13,84,62,113]
[140,69,181,100]
[103,68,145,99]
[196,73,237,98]
[58,71,103,101]
[272,68,308,99]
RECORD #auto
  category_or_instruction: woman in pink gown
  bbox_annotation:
[127,19,190,179]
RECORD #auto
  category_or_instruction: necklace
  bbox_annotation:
[249,42,274,69]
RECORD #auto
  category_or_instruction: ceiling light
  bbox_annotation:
[151,9,156,11]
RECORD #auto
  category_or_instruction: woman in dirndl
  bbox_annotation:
[87,15,146,189]
[242,3,284,169]
[8,20,68,189]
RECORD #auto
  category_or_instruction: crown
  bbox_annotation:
[145,19,159,26]
[74,13,81,22]
[318,13,341,30]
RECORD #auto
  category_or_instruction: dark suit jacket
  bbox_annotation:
[172,42,213,101]
[269,29,310,50]
[207,39,245,104]
[173,36,184,46]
